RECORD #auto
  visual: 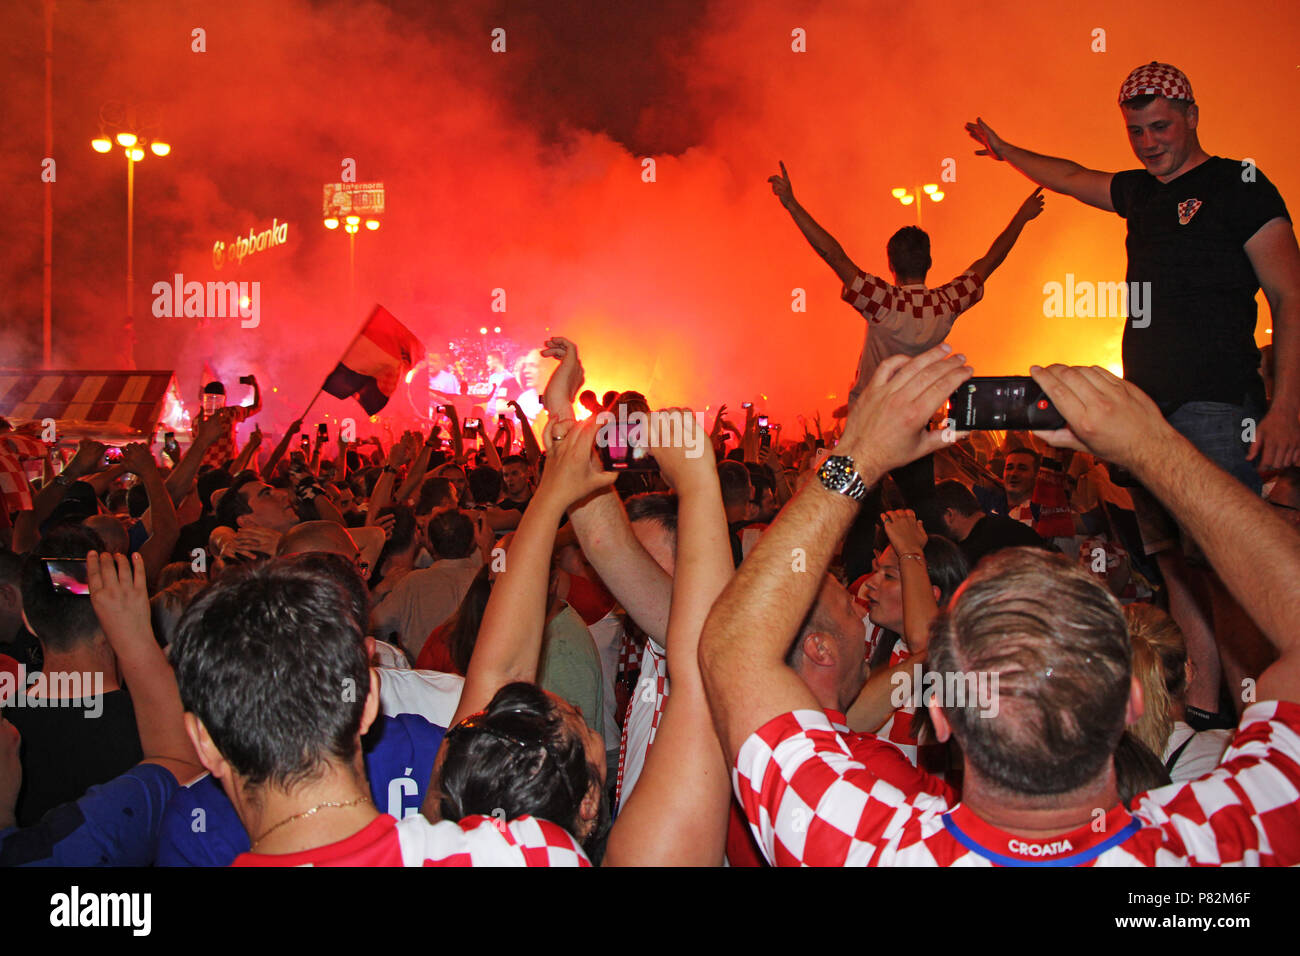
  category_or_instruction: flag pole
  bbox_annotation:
[302,304,380,422]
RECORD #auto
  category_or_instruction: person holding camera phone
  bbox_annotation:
[191,372,262,469]
[769,161,1045,580]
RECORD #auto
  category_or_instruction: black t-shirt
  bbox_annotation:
[6,686,143,827]
[1110,157,1290,408]
[959,515,1053,569]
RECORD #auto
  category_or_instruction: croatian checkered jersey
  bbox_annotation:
[616,636,668,811]
[233,813,590,867]
[733,701,1300,866]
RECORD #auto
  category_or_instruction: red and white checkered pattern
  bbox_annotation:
[734,701,1300,866]
[233,812,590,866]
[842,270,984,402]
[1119,61,1194,105]
[0,433,50,513]
[842,270,983,326]
[615,637,668,811]
[193,405,251,469]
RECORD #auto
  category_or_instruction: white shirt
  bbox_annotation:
[377,667,464,728]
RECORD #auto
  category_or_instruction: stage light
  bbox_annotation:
[900,195,914,205]
[479,327,488,334]
[323,217,339,230]
[115,132,137,148]
[493,326,501,333]
[891,187,907,199]
[150,141,171,156]
[92,138,112,153]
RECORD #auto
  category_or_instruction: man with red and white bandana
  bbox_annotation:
[768,161,1045,581]
[192,376,261,469]
[700,344,1300,866]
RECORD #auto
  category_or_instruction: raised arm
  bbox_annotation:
[968,188,1046,282]
[509,400,542,467]
[12,439,105,554]
[966,118,1116,212]
[259,418,302,480]
[87,551,201,781]
[605,410,734,866]
[120,443,178,590]
[447,416,616,728]
[700,345,972,762]
[1031,364,1300,702]
[769,161,861,287]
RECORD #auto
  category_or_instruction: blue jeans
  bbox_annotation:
[1166,399,1264,495]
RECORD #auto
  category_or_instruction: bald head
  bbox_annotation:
[277,521,359,559]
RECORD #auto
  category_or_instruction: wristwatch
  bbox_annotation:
[817,454,868,501]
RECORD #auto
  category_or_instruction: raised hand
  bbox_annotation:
[118,442,157,476]
[537,415,617,509]
[541,336,585,414]
[768,161,794,205]
[881,508,928,556]
[648,408,713,492]
[1017,187,1046,223]
[965,118,1005,160]
[65,438,108,479]
[1029,364,1176,470]
[87,550,153,644]
[838,344,973,477]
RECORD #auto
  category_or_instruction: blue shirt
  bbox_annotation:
[0,763,178,867]
[154,713,445,866]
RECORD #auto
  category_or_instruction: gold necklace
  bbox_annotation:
[251,796,371,849]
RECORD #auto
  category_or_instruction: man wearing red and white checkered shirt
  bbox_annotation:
[192,377,261,470]
[700,346,1300,867]
[768,162,1045,581]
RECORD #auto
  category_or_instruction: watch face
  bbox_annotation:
[818,455,854,491]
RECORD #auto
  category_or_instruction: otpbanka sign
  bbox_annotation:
[213,219,289,269]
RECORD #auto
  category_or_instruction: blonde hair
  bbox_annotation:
[1125,603,1188,756]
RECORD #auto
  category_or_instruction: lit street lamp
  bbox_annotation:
[92,103,170,368]
[890,183,944,226]
[324,213,381,317]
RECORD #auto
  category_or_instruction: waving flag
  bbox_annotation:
[320,306,424,416]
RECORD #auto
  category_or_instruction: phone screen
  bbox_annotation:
[947,377,1065,431]
[45,559,90,596]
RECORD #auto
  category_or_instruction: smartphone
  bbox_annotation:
[317,423,328,439]
[757,415,769,428]
[103,446,123,467]
[497,414,506,425]
[758,417,771,453]
[45,558,90,596]
[463,418,482,431]
[299,435,310,449]
[948,377,1066,431]
[598,435,659,473]
[741,402,753,410]
[238,375,254,386]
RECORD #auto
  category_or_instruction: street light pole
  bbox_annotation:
[125,149,135,364]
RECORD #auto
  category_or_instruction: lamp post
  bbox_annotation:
[92,104,170,368]
[323,214,380,317]
[890,183,944,227]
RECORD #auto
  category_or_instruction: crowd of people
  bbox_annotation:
[1,60,1299,867]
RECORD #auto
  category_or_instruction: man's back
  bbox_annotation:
[7,688,142,827]
[733,700,1300,866]
[371,553,483,658]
